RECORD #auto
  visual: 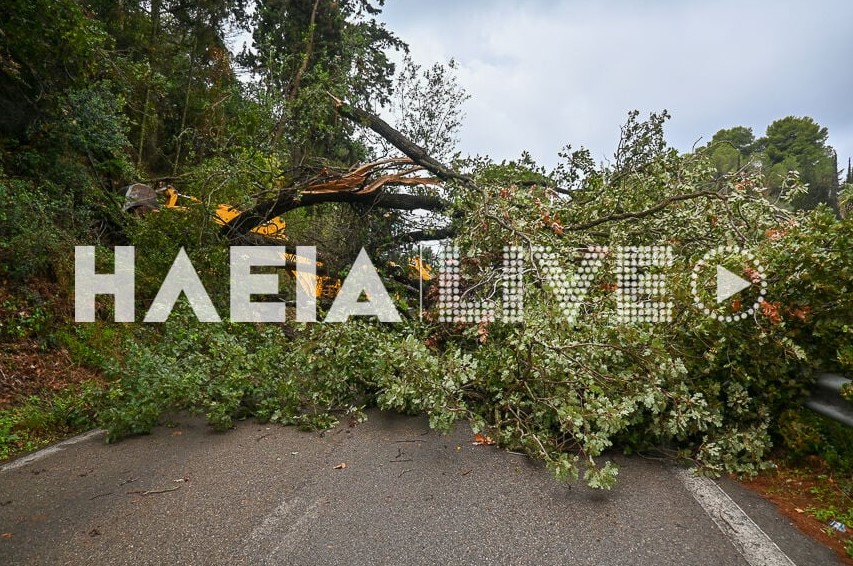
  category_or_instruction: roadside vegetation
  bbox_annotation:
[744,412,853,563]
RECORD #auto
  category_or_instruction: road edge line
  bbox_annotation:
[674,467,796,566]
[1,429,106,472]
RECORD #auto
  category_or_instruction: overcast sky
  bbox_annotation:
[377,0,853,170]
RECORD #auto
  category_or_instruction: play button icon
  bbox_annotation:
[691,246,768,322]
[716,265,752,303]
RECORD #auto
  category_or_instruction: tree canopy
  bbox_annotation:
[703,117,840,212]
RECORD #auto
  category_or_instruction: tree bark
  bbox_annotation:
[332,98,473,186]
[222,187,446,239]
[173,29,198,176]
[137,0,161,168]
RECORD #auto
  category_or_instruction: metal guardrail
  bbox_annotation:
[805,373,853,427]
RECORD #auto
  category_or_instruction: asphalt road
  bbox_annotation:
[0,411,841,565]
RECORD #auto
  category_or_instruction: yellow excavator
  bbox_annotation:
[120,183,432,300]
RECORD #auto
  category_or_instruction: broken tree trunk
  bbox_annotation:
[330,95,474,187]
[221,157,446,239]
[223,100,472,239]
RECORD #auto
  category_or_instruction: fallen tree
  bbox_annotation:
[106,106,853,490]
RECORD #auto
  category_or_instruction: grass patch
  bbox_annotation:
[0,381,103,462]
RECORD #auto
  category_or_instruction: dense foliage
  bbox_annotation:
[1,1,852,489]
[703,117,841,212]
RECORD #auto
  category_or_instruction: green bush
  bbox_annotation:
[123,206,230,311]
[779,409,853,472]
[0,176,79,282]
[0,382,103,461]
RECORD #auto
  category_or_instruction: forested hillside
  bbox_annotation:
[1,0,852,493]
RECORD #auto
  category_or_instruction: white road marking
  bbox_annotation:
[0,429,105,472]
[239,496,323,565]
[675,467,797,566]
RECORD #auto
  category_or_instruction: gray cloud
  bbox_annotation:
[379,0,853,168]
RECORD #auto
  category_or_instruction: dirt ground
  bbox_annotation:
[740,457,853,565]
[0,340,100,407]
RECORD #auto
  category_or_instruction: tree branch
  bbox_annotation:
[288,0,321,102]
[330,95,474,186]
[222,188,447,239]
[567,190,725,232]
[397,226,456,244]
[224,99,471,239]
[517,179,572,196]
[222,156,446,238]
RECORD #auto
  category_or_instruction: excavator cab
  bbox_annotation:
[120,183,159,213]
